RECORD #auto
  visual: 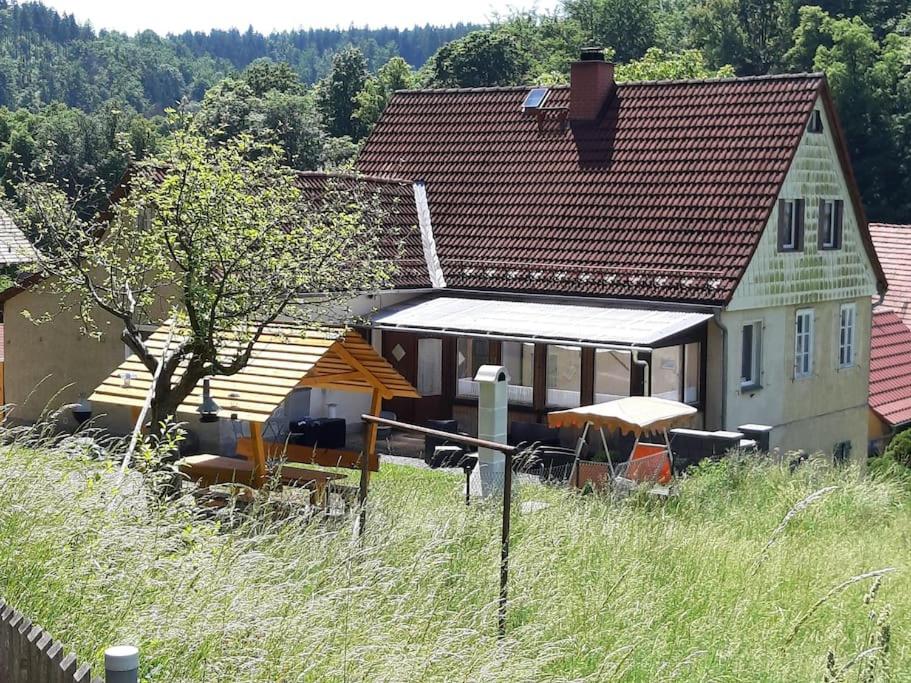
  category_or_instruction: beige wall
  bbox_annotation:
[719,296,871,456]
[5,286,130,430]
[3,286,427,437]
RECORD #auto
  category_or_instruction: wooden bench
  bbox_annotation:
[236,437,379,472]
[178,454,347,504]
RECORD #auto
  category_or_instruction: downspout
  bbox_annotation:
[632,350,650,397]
[713,311,728,430]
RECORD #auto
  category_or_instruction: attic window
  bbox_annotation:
[807,109,823,133]
[522,87,549,113]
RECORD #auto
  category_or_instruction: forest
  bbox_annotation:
[0,0,910,222]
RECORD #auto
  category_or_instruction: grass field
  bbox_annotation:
[0,442,908,682]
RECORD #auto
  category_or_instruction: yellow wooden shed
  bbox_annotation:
[90,324,419,490]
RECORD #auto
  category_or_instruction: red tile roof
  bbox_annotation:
[870,308,911,427]
[359,74,883,304]
[870,223,911,326]
[293,172,430,289]
[122,167,430,291]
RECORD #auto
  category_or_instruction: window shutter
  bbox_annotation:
[796,199,805,250]
[835,200,844,248]
[817,199,826,250]
[777,199,787,251]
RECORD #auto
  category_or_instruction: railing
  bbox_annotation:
[0,598,139,683]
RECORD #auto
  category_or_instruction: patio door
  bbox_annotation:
[381,331,447,424]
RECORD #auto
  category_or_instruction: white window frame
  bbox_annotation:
[838,303,856,369]
[782,200,798,250]
[821,200,837,248]
[740,320,762,390]
[794,308,814,379]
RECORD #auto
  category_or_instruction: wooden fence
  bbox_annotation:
[0,599,102,683]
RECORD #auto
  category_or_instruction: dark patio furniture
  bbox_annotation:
[288,417,347,450]
[423,419,461,464]
[508,421,561,448]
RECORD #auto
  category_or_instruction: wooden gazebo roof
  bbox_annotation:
[90,325,419,424]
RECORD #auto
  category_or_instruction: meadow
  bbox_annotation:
[0,440,908,682]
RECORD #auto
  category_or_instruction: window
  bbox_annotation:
[546,345,581,407]
[740,321,762,390]
[651,346,682,401]
[502,341,535,404]
[778,199,805,252]
[417,338,442,396]
[594,349,630,402]
[794,309,814,379]
[456,337,492,397]
[684,342,700,403]
[838,303,856,368]
[807,109,823,133]
[818,199,843,250]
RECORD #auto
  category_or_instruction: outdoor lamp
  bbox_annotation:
[228,392,240,421]
[197,377,221,423]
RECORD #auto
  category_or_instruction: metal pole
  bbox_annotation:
[363,413,518,636]
[105,645,139,683]
[498,449,512,638]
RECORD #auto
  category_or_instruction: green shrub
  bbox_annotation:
[884,428,911,468]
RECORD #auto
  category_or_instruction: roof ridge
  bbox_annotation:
[617,71,824,87]
[393,72,825,96]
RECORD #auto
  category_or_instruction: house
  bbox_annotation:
[0,173,431,436]
[353,49,886,458]
[1,50,887,460]
[0,207,38,405]
[867,223,911,449]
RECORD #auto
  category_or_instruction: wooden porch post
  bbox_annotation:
[359,388,382,536]
[250,422,268,488]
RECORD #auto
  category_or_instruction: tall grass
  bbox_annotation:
[0,439,908,681]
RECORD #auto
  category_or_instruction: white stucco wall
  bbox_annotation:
[721,95,877,457]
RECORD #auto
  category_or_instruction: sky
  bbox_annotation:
[42,0,559,35]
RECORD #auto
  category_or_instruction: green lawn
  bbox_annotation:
[0,444,908,682]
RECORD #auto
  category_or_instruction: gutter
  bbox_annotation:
[370,322,654,354]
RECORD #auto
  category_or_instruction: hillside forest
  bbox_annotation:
[1,0,910,223]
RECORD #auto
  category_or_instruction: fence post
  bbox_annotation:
[104,645,138,683]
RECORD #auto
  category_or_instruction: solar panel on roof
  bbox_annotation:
[522,87,549,111]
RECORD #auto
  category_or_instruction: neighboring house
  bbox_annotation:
[0,208,37,269]
[0,207,37,405]
[868,223,911,448]
[354,49,886,458]
[0,173,431,434]
[869,223,911,327]
[868,308,911,451]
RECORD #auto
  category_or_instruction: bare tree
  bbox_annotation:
[15,117,397,436]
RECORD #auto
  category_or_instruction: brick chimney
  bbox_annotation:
[569,47,615,123]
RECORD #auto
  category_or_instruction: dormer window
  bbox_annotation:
[818,199,844,250]
[807,109,823,133]
[778,199,805,252]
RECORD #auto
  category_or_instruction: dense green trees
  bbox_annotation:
[2,0,911,222]
[425,30,530,87]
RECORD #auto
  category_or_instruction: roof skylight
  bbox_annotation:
[522,87,549,112]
